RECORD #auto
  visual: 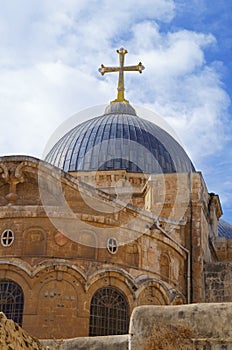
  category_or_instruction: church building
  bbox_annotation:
[0,48,231,340]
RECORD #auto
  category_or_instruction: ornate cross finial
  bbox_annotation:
[99,48,145,104]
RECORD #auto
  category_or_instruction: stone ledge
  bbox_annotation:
[129,303,232,349]
[41,334,129,350]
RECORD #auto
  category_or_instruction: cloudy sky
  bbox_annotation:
[0,0,231,223]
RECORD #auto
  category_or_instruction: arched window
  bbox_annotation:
[0,280,24,326]
[89,287,129,336]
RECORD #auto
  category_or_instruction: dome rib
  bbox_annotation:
[218,220,232,239]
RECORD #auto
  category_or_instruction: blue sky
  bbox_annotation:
[0,0,231,223]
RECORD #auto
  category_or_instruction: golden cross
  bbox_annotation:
[99,48,145,103]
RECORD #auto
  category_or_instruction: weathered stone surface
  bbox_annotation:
[0,157,226,339]
[0,311,128,350]
[42,334,129,350]
[3,303,232,349]
[129,303,232,349]
[0,312,46,350]
[205,262,232,302]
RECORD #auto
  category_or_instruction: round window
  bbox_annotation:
[107,237,118,254]
[1,230,14,247]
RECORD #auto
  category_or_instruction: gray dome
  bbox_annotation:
[218,220,232,239]
[45,103,195,174]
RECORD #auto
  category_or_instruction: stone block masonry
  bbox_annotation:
[42,335,129,350]
[205,262,232,302]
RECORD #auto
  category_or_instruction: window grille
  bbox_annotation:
[1,230,14,247]
[89,287,129,336]
[107,237,118,254]
[0,280,24,326]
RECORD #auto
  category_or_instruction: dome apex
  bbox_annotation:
[104,101,136,116]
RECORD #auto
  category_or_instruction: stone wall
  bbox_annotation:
[214,237,232,261]
[129,303,232,349]
[42,335,129,350]
[204,262,232,302]
[0,310,128,350]
[0,157,190,339]
[0,157,225,341]
[2,304,232,349]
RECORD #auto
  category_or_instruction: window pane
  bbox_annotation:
[89,287,129,336]
[0,280,24,326]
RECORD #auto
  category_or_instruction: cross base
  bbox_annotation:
[110,98,129,104]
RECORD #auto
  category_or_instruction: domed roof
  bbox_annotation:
[45,102,195,174]
[45,48,195,174]
[218,219,232,239]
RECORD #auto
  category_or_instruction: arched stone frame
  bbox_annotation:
[36,278,78,338]
[0,279,24,326]
[23,227,47,256]
[0,260,89,338]
[33,265,84,308]
[136,279,171,306]
[160,252,171,282]
[31,262,87,339]
[89,286,129,336]
[0,261,32,328]
[86,269,136,336]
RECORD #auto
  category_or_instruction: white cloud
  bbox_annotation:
[0,0,231,180]
[123,22,230,166]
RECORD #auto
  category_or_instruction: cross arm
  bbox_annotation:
[123,62,145,73]
[98,64,120,76]
[98,48,145,103]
